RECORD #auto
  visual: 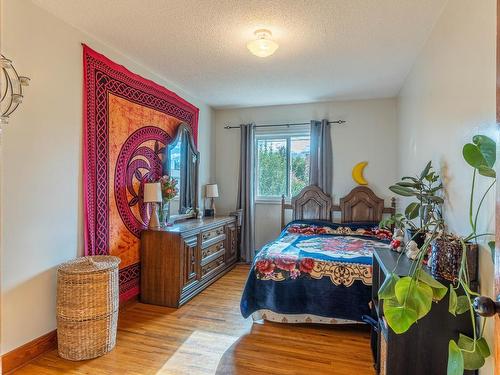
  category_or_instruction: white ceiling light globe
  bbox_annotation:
[247,29,279,58]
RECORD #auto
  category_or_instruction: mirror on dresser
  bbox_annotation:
[164,123,199,222]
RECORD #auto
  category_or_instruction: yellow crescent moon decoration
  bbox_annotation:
[352,161,368,185]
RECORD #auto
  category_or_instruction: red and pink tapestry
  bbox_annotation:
[83,45,199,302]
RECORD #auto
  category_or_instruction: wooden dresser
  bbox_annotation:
[140,216,238,307]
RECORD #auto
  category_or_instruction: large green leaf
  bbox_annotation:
[389,185,416,197]
[428,184,443,193]
[448,285,457,316]
[458,334,486,370]
[420,161,432,180]
[448,340,464,375]
[477,337,491,358]
[463,143,488,169]
[396,181,420,188]
[417,270,447,300]
[405,202,420,220]
[456,295,470,315]
[402,176,420,183]
[477,165,496,178]
[383,298,418,334]
[395,277,433,319]
[378,273,400,300]
[473,135,496,168]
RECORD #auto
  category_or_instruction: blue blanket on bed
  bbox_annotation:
[240,221,391,322]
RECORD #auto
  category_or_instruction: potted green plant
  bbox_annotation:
[380,161,444,247]
[377,135,496,375]
[440,135,495,374]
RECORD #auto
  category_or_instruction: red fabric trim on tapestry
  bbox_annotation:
[82,44,199,302]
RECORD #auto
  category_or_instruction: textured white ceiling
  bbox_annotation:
[33,0,447,108]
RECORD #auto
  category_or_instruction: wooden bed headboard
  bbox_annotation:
[280,185,396,229]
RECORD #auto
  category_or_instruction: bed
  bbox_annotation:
[240,185,395,324]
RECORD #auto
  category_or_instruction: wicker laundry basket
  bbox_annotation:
[56,256,120,361]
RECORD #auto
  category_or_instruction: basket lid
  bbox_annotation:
[57,256,121,274]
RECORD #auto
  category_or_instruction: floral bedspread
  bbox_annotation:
[240,221,391,322]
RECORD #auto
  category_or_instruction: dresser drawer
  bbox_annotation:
[201,226,225,243]
[201,240,224,260]
[201,255,225,279]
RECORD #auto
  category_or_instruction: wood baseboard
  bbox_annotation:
[1,296,138,373]
[1,330,57,374]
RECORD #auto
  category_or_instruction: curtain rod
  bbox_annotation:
[223,120,346,129]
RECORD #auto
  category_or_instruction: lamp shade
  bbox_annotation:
[206,184,219,198]
[143,182,162,203]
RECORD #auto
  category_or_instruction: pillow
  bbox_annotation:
[285,220,377,231]
[339,221,380,230]
[284,220,392,240]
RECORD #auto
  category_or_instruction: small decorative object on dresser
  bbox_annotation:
[140,216,238,307]
[143,182,162,229]
[158,174,178,226]
[204,184,219,217]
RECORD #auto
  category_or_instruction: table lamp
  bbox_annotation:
[143,182,162,229]
[205,184,219,217]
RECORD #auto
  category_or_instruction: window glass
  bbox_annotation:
[256,138,287,197]
[255,134,310,199]
[291,137,310,197]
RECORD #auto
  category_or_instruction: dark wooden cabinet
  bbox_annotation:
[141,216,238,307]
[372,248,476,375]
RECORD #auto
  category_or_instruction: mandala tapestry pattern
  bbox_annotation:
[83,45,199,301]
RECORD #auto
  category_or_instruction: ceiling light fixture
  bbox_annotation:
[247,29,279,58]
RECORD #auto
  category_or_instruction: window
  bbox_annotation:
[168,141,181,199]
[255,132,310,200]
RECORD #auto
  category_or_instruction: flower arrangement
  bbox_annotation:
[159,175,178,201]
[156,175,178,225]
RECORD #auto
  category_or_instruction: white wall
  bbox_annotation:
[214,98,398,249]
[397,0,496,373]
[0,0,214,354]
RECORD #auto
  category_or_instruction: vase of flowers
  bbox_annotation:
[158,175,178,226]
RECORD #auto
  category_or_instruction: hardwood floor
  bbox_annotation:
[12,265,375,375]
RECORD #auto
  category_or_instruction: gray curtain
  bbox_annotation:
[309,119,333,194]
[237,123,255,262]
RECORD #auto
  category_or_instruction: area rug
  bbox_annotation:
[83,44,199,301]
